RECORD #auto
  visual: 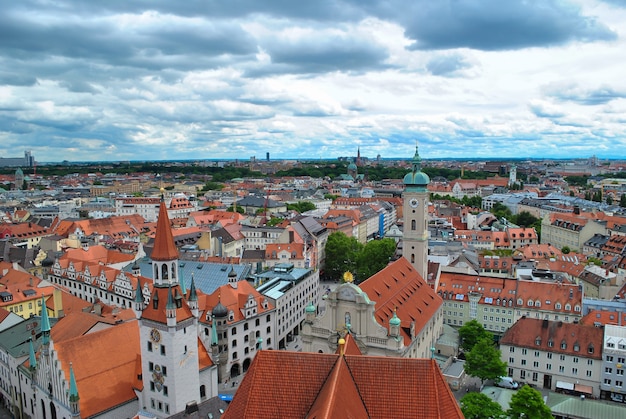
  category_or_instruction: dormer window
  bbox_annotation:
[561,341,567,350]
[548,339,554,348]
[588,344,594,354]
[535,337,542,346]
[528,300,534,307]
[574,343,580,352]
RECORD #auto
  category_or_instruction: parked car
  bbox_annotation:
[496,376,519,389]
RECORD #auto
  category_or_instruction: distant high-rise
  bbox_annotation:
[266,152,270,161]
[0,150,35,167]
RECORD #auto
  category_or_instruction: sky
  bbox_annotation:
[1,0,626,163]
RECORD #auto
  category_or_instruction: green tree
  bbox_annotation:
[226,205,245,214]
[460,392,505,419]
[592,190,602,202]
[324,193,338,200]
[323,232,363,281]
[621,194,626,208]
[286,201,316,213]
[513,211,539,229]
[507,385,553,419]
[607,195,614,205]
[355,238,396,281]
[201,181,224,191]
[464,339,507,385]
[458,320,493,353]
[491,203,512,221]
[562,246,571,254]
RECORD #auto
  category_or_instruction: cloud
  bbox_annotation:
[400,0,617,51]
[425,52,475,77]
[528,101,565,118]
[544,83,626,105]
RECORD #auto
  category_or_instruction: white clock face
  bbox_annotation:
[409,198,419,208]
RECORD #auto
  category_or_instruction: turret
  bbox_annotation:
[69,362,80,417]
[40,296,51,354]
[166,286,177,327]
[188,276,198,317]
[389,309,401,338]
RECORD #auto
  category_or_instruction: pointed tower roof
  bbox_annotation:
[134,283,143,304]
[28,338,37,370]
[69,362,79,402]
[189,276,198,302]
[179,269,187,295]
[166,286,176,310]
[41,296,51,345]
[151,199,178,261]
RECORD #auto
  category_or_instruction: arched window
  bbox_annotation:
[162,264,168,280]
[50,401,57,419]
[411,220,416,230]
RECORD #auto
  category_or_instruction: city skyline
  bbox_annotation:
[1,1,626,162]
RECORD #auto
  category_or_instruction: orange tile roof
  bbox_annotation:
[224,351,462,419]
[580,309,626,326]
[53,320,141,418]
[203,281,274,323]
[61,245,134,265]
[359,258,442,344]
[151,200,179,261]
[140,285,194,324]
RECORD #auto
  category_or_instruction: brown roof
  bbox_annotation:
[500,317,603,359]
[151,200,179,261]
[359,258,442,345]
[224,351,462,419]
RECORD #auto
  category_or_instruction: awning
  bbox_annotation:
[574,383,593,395]
[556,381,574,391]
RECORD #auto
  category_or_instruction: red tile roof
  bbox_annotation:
[151,200,179,261]
[359,258,442,345]
[140,285,194,324]
[224,351,463,419]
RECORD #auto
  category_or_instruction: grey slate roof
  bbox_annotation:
[126,258,253,295]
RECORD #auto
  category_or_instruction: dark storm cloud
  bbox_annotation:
[399,0,616,51]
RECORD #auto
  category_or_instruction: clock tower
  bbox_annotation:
[402,146,430,281]
[138,195,202,417]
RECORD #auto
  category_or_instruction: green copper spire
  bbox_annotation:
[40,296,50,346]
[166,286,175,310]
[28,338,37,371]
[134,282,143,304]
[69,362,79,402]
[211,315,218,346]
[179,268,187,295]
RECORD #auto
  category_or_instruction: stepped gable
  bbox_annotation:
[151,199,179,261]
[359,257,442,345]
[53,320,141,418]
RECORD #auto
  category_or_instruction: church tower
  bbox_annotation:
[139,196,201,417]
[402,145,430,281]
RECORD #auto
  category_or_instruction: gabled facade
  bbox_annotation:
[303,258,443,359]
[500,317,603,397]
